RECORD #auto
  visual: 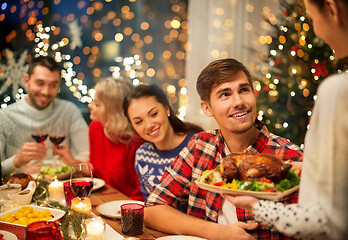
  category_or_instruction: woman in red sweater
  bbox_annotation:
[88,78,144,201]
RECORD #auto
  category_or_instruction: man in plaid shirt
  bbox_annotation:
[145,58,303,240]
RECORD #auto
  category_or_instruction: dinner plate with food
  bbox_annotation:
[196,152,301,200]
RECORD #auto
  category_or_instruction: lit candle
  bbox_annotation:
[48,179,65,202]
[71,197,92,214]
[86,218,105,240]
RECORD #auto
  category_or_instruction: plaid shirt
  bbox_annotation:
[146,121,303,240]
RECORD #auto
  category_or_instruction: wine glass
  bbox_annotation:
[32,122,48,144]
[49,119,66,147]
[32,133,48,144]
[70,163,94,200]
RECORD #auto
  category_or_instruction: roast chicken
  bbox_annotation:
[220,152,292,183]
[8,173,36,190]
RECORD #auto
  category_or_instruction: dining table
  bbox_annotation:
[90,183,169,239]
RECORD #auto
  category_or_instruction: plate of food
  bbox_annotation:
[96,200,144,219]
[0,230,18,240]
[196,152,301,201]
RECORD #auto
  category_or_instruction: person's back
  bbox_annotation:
[88,78,144,201]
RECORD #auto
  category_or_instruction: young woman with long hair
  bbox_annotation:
[123,84,203,200]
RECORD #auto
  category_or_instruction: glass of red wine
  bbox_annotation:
[70,163,94,200]
[49,119,66,147]
[32,125,48,144]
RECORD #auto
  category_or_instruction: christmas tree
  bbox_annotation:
[255,0,348,146]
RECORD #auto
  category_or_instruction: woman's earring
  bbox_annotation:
[168,113,170,117]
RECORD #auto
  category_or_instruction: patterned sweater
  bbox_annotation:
[135,132,196,200]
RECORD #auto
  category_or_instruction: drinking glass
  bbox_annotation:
[70,163,93,200]
[25,221,63,240]
[31,120,48,144]
[120,203,144,236]
[49,119,66,147]
[32,125,48,144]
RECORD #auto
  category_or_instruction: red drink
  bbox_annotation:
[121,203,144,236]
[49,135,65,145]
[32,134,48,143]
[71,180,93,198]
[25,221,63,240]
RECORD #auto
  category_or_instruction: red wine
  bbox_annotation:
[32,134,48,143]
[71,180,93,198]
[49,135,65,145]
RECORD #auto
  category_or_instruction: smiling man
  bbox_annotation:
[0,56,89,179]
[143,58,303,240]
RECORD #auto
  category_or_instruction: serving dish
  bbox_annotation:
[195,180,299,200]
[0,205,65,240]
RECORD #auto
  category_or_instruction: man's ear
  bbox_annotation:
[23,74,29,88]
[200,100,213,117]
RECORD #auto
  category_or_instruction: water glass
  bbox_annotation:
[120,203,144,236]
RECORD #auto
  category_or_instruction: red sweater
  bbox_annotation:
[89,121,144,201]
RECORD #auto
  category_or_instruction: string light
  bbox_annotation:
[33,24,92,104]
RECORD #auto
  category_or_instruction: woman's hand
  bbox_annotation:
[221,194,260,212]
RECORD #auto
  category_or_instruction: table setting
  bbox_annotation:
[0,162,125,240]
[0,157,176,240]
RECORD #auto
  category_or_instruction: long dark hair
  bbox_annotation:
[123,84,203,134]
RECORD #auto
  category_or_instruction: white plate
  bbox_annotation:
[157,236,206,240]
[196,180,299,200]
[96,200,144,219]
[0,205,65,226]
[92,178,105,191]
[0,230,18,240]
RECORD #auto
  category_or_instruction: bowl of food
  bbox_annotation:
[40,165,72,180]
[0,205,65,240]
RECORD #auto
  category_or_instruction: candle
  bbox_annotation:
[71,197,92,214]
[48,179,65,202]
[85,218,105,240]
